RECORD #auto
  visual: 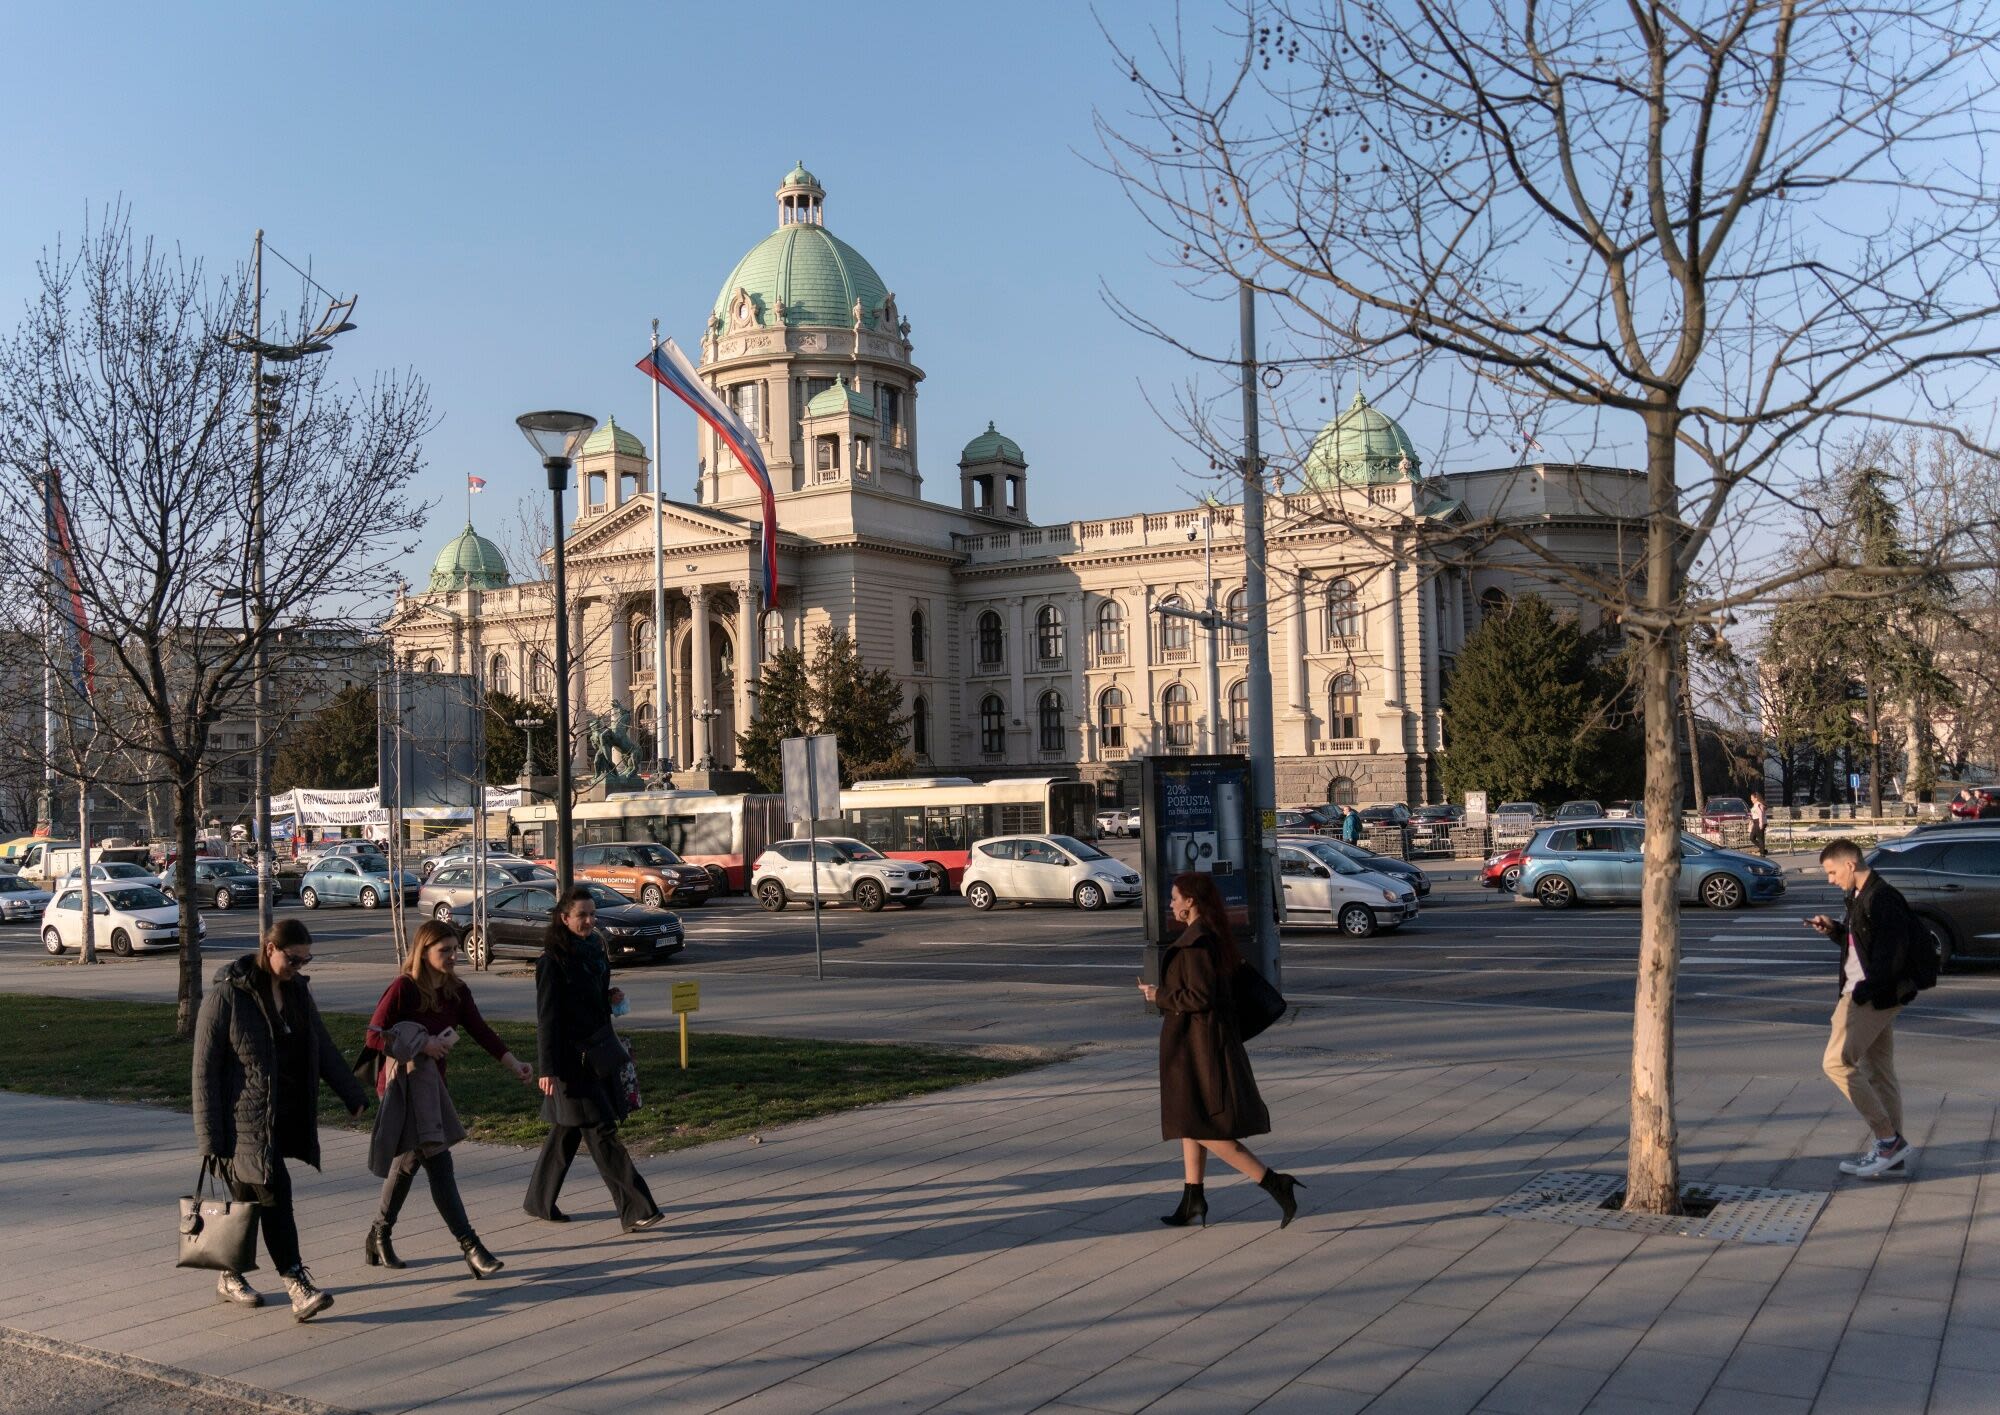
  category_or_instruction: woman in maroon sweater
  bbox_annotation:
[363,920,532,1277]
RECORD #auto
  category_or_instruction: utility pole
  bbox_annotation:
[1203,507,1220,751]
[648,318,670,777]
[250,230,273,938]
[1238,281,1280,988]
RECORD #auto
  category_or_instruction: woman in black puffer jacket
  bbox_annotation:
[192,918,368,1320]
[522,885,663,1232]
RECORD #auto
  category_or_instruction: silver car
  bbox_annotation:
[418,858,558,923]
[0,873,53,922]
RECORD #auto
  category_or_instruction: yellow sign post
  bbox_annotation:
[671,980,700,1069]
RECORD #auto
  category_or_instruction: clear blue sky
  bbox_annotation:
[0,1,1245,589]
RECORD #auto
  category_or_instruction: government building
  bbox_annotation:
[384,164,1643,807]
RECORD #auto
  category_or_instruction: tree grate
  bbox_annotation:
[1488,1169,1829,1245]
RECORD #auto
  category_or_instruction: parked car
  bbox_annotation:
[1553,800,1603,823]
[418,840,526,881]
[458,881,683,968]
[959,834,1142,912]
[419,858,560,922]
[1700,796,1751,833]
[299,854,420,910]
[1094,808,1138,838]
[1513,822,1785,909]
[41,883,200,956]
[1603,800,1645,820]
[60,861,172,896]
[1273,809,1320,834]
[751,837,939,912]
[1358,804,1412,827]
[1285,835,1430,896]
[0,873,53,922]
[1276,840,1418,936]
[1410,804,1463,845]
[189,858,280,910]
[572,841,714,908]
[1865,829,2000,972]
[1481,846,1529,893]
[301,839,388,870]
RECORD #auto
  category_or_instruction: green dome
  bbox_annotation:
[805,383,875,419]
[428,524,509,593]
[1302,392,1422,488]
[959,421,1025,467]
[579,415,645,459]
[780,161,822,192]
[712,180,892,331]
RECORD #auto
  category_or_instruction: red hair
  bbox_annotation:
[1171,872,1242,970]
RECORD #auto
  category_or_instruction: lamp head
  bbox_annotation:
[515,411,597,466]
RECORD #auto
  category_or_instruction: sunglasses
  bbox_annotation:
[282,950,313,965]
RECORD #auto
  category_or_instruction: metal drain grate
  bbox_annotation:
[1489,1169,1829,1245]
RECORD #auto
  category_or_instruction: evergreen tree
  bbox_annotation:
[1440,595,1637,804]
[736,629,911,790]
[483,690,557,784]
[272,684,377,791]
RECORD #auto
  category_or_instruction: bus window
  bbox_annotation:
[852,807,899,851]
[925,807,967,852]
[682,813,734,858]
[1050,782,1098,839]
[998,803,1039,835]
[895,808,923,851]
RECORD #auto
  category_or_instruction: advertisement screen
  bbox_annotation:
[1140,754,1255,946]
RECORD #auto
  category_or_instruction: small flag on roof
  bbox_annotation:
[468,475,486,493]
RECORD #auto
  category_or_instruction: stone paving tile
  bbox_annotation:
[1592,1348,1724,1415]
[1847,1290,1951,1340]
[1710,1339,1832,1400]
[1046,1356,1200,1414]
[1808,1372,1929,1415]
[1937,1319,2000,1373]
[1527,1320,1646,1373]
[1477,1359,1608,1415]
[1927,1363,2000,1415]
[1241,1383,1368,1415]
[925,1361,1084,1415]
[1290,1337,1428,1395]
[1363,1367,1502,1415]
[1693,1388,1810,1415]
[1826,1331,1943,1386]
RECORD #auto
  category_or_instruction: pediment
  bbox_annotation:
[564,495,755,559]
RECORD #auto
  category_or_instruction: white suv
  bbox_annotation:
[960,834,1142,912]
[751,837,939,913]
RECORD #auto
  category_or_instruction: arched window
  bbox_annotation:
[422,655,441,674]
[1095,600,1126,658]
[530,652,553,699]
[1327,775,1359,807]
[1158,596,1191,656]
[1329,673,1361,740]
[1228,680,1249,750]
[910,608,927,665]
[1036,604,1064,664]
[761,610,784,659]
[814,436,839,478]
[1038,690,1066,753]
[853,438,871,479]
[977,610,1005,669]
[488,653,511,696]
[1326,578,1360,640]
[632,618,654,675]
[1098,686,1126,750]
[980,694,1006,754]
[1162,683,1193,750]
[1479,586,1511,619]
[1224,589,1248,656]
[633,703,656,766]
[912,694,929,758]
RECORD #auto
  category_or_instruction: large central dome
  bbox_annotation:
[711,164,893,331]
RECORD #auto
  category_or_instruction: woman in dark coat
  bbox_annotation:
[1138,872,1300,1229]
[522,885,663,1232]
[192,918,369,1320]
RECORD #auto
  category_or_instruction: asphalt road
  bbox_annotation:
[18,847,1998,1045]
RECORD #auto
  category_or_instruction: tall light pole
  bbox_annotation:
[516,411,597,891]
[220,231,356,937]
[514,715,545,783]
[647,319,671,778]
[1238,281,1279,988]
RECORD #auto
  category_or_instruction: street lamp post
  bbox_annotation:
[514,715,546,783]
[516,412,597,891]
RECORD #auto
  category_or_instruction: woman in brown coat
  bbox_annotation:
[1138,872,1300,1229]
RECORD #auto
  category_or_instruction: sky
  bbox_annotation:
[0,1,1258,591]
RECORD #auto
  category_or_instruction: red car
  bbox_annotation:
[1700,796,1750,833]
[1482,847,1528,892]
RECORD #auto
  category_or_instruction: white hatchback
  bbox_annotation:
[1276,839,1418,937]
[960,834,1143,912]
[41,883,202,956]
[751,836,939,912]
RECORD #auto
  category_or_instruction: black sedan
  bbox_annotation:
[452,882,684,968]
[1286,834,1432,896]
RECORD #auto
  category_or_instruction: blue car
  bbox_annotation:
[299,853,421,911]
[1513,821,1785,910]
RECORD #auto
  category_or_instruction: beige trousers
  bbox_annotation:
[1823,997,1904,1138]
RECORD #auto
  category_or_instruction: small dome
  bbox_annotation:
[579,415,645,459]
[1302,392,1422,488]
[779,161,823,193]
[959,421,1026,468]
[805,383,876,419]
[428,524,509,593]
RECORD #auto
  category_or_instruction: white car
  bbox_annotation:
[960,833,1143,912]
[41,882,202,956]
[751,837,939,912]
[61,861,173,896]
[1276,840,1418,937]
[1094,809,1126,837]
[0,873,53,923]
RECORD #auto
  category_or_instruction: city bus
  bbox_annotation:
[837,777,1100,890]
[510,790,785,893]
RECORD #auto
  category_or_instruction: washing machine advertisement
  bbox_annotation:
[1139,753,1255,947]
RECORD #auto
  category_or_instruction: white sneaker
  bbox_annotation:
[1852,1137,1913,1178]
[216,1270,262,1307]
[1837,1141,1879,1176]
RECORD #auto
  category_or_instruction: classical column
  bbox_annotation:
[734,578,757,732]
[609,599,631,710]
[1287,570,1309,713]
[1007,595,1026,761]
[1381,563,1405,707]
[689,584,713,767]
[1065,590,1085,761]
[568,598,588,771]
[1420,571,1442,753]
[1138,583,1156,752]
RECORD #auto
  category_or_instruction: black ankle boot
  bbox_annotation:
[1160,1183,1208,1228]
[1258,1170,1303,1228]
[460,1234,505,1279]
[364,1221,404,1269]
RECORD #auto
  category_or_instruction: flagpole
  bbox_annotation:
[649,319,669,776]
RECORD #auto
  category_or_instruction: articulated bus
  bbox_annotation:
[510,790,785,893]
[837,777,1099,890]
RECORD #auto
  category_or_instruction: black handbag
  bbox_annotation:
[578,1021,630,1081]
[177,1160,259,1273]
[1233,964,1287,1042]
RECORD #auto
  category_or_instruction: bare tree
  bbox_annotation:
[1101,1,2000,1211]
[0,209,431,1034]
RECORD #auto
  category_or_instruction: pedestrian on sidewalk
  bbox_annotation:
[1138,872,1301,1230]
[523,886,664,1232]
[1808,840,1926,1178]
[363,920,534,1279]
[1749,791,1769,856]
[1342,807,1362,845]
[192,919,369,1321]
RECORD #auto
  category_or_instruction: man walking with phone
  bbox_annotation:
[1808,840,1926,1178]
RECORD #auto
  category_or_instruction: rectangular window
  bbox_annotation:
[730,381,763,433]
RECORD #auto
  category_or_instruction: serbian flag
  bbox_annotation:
[468,474,486,493]
[41,467,96,707]
[637,339,779,604]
